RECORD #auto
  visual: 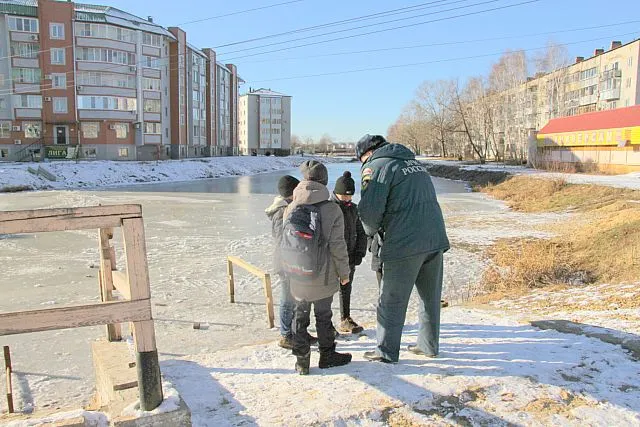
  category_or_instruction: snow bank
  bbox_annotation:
[0,156,347,191]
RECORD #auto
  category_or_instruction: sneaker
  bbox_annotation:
[319,350,352,369]
[295,352,310,375]
[338,317,364,334]
[363,351,394,363]
[407,345,437,358]
[278,336,294,350]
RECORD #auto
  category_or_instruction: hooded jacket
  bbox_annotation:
[330,193,367,267]
[284,180,351,301]
[358,143,450,262]
[265,195,289,273]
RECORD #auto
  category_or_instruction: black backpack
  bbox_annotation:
[281,201,329,280]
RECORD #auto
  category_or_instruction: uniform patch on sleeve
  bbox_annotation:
[361,167,373,190]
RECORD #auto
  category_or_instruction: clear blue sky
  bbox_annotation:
[101,0,639,141]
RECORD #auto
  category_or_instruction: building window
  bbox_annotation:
[180,114,185,126]
[193,126,200,137]
[627,78,632,88]
[142,55,160,69]
[13,95,42,108]
[78,96,136,111]
[23,122,41,138]
[628,57,633,67]
[0,149,8,158]
[10,42,40,58]
[51,48,65,65]
[142,78,160,91]
[77,71,136,89]
[53,97,67,113]
[193,108,199,120]
[114,123,128,138]
[84,148,97,158]
[143,99,161,113]
[12,68,41,84]
[118,147,129,157]
[0,121,10,138]
[142,33,161,47]
[50,23,65,39]
[74,23,134,43]
[81,122,99,138]
[51,73,66,89]
[180,93,185,106]
[165,128,169,138]
[76,48,135,65]
[8,17,39,33]
[144,122,161,134]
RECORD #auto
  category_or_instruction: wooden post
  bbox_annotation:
[99,228,121,341]
[227,259,235,303]
[4,346,13,414]
[262,274,275,329]
[122,218,163,412]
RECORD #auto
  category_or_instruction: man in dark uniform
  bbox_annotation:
[356,134,450,363]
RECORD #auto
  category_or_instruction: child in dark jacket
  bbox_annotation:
[331,171,368,334]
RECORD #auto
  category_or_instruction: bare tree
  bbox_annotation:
[414,80,457,158]
[291,134,302,154]
[533,41,570,120]
[316,133,334,154]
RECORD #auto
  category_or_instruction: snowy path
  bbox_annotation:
[162,307,640,426]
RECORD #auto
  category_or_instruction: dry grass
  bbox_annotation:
[479,176,640,296]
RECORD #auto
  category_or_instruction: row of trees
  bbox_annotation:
[290,134,341,154]
[388,43,570,163]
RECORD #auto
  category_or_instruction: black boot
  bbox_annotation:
[295,352,310,375]
[319,344,352,369]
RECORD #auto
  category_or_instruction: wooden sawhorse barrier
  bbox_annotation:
[0,205,163,412]
[227,256,275,328]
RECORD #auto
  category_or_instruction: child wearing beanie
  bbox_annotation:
[331,171,367,334]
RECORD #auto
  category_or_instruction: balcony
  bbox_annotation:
[600,87,621,101]
[601,69,622,80]
[579,94,598,106]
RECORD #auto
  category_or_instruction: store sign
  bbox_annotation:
[46,146,68,159]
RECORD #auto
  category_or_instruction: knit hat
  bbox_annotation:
[334,171,355,195]
[300,160,328,185]
[277,175,300,198]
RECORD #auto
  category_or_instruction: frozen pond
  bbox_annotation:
[0,164,558,414]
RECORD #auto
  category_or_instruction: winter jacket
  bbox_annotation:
[265,196,289,273]
[330,193,367,267]
[358,143,450,262]
[284,180,351,302]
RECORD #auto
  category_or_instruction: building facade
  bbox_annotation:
[0,0,241,162]
[238,88,291,156]
[491,38,640,163]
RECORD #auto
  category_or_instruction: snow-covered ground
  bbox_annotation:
[0,155,346,191]
[1,162,638,426]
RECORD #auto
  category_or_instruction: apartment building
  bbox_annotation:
[238,88,291,156]
[0,0,241,162]
[489,38,640,164]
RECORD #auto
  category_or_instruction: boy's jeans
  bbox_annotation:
[279,273,295,337]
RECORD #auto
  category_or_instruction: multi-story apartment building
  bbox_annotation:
[0,0,241,162]
[238,88,291,156]
[489,38,640,163]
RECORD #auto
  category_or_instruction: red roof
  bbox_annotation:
[539,105,640,134]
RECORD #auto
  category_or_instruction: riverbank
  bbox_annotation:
[0,156,348,192]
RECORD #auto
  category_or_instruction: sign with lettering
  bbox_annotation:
[46,146,68,159]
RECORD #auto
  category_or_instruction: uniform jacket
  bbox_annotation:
[284,180,351,302]
[330,193,367,267]
[358,143,450,262]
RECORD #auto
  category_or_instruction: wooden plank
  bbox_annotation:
[0,205,141,222]
[0,214,140,235]
[109,246,117,271]
[112,271,132,300]
[0,300,151,336]
[122,218,151,301]
[99,228,122,341]
[131,320,157,353]
[262,274,275,329]
[228,256,267,278]
[227,259,235,303]
[4,346,13,413]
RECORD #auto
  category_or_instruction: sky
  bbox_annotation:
[97,0,640,141]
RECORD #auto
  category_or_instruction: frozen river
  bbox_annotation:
[0,163,558,414]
